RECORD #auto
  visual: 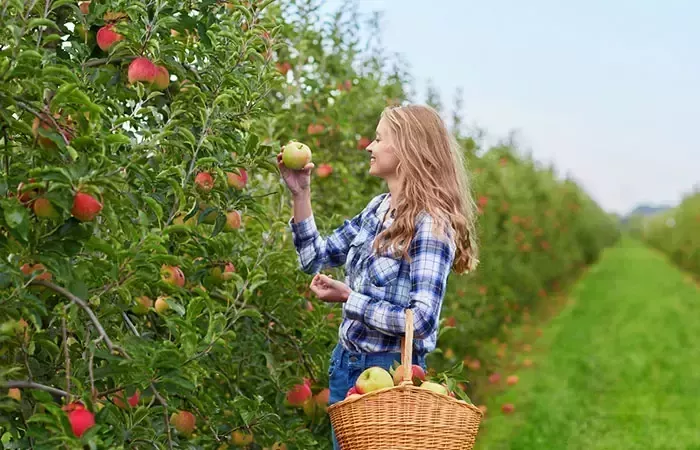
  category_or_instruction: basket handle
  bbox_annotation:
[399,309,414,385]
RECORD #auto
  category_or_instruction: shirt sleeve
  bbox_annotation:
[288,194,384,275]
[344,214,456,339]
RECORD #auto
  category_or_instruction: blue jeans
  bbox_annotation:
[327,343,427,450]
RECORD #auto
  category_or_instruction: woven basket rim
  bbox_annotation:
[327,383,484,417]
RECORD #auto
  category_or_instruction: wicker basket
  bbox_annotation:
[328,309,483,450]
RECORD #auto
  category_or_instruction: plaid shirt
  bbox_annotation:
[288,193,456,356]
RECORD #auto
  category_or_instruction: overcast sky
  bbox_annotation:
[322,0,699,215]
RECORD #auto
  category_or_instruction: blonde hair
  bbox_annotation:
[372,104,479,274]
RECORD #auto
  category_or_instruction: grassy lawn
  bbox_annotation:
[474,237,700,450]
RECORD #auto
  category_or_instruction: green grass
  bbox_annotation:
[475,237,700,450]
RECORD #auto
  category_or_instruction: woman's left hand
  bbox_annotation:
[309,273,351,303]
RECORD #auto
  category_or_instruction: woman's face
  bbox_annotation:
[367,117,400,181]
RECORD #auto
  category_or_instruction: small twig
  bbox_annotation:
[150,382,174,450]
[88,333,99,398]
[30,279,129,359]
[83,55,136,68]
[61,312,71,402]
[4,380,69,398]
[122,312,140,337]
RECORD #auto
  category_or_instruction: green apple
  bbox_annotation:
[282,141,312,170]
[419,381,449,396]
[355,367,394,394]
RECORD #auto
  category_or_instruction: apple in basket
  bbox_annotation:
[392,364,426,386]
[419,381,449,396]
[355,367,394,394]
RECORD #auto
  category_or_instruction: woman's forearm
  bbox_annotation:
[292,190,312,223]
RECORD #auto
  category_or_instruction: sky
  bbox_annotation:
[321,0,700,215]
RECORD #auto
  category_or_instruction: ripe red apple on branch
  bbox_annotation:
[171,410,196,437]
[194,172,214,192]
[226,168,248,189]
[285,379,312,407]
[96,24,123,51]
[128,57,158,84]
[160,265,185,287]
[71,192,102,221]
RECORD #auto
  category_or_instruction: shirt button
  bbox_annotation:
[349,356,358,362]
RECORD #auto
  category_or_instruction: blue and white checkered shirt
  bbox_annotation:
[288,192,457,356]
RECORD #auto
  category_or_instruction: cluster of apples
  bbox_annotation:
[345,364,455,399]
[78,2,170,90]
[13,178,103,223]
[284,378,330,420]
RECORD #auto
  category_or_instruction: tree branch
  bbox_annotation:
[4,380,68,398]
[30,279,129,359]
[150,381,174,450]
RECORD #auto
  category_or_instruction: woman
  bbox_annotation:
[278,104,479,449]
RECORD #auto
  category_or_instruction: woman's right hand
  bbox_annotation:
[277,151,315,196]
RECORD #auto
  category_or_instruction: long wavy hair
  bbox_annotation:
[372,104,479,274]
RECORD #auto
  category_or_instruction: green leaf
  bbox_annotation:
[238,309,262,322]
[28,19,59,30]
[143,196,163,221]
[3,203,29,241]
[105,133,131,145]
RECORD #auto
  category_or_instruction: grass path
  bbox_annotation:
[475,237,700,450]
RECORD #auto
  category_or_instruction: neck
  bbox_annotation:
[386,177,401,209]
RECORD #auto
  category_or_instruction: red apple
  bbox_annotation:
[71,192,102,221]
[281,141,312,170]
[128,57,158,84]
[307,123,324,135]
[392,364,426,386]
[33,197,59,219]
[285,380,312,407]
[68,408,95,437]
[419,381,449,396]
[113,390,140,409]
[501,403,515,414]
[153,65,170,90]
[132,296,153,315]
[316,163,332,178]
[523,358,533,368]
[223,210,241,231]
[194,172,214,192]
[154,296,170,314]
[488,373,501,384]
[96,24,123,51]
[20,263,52,281]
[345,386,359,397]
[211,263,236,282]
[357,136,371,150]
[355,367,393,394]
[171,410,196,437]
[506,375,519,386]
[444,316,457,327]
[17,179,41,204]
[275,61,291,75]
[160,265,185,287]
[226,169,248,189]
[7,388,21,401]
[467,359,481,371]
